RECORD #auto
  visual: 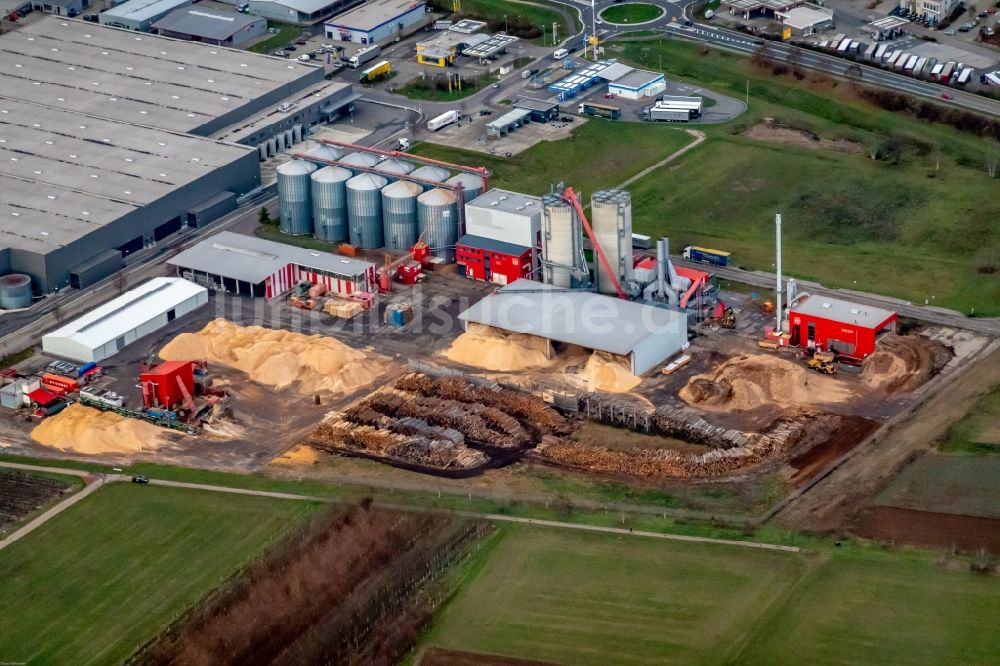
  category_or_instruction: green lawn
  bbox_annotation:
[420,527,1000,665]
[0,483,321,665]
[395,57,537,101]
[738,552,1000,665]
[420,525,806,665]
[246,21,301,54]
[600,3,665,24]
[873,454,1000,518]
[939,384,1000,455]
[440,0,575,45]
[412,120,693,197]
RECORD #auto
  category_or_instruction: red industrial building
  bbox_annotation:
[787,295,897,360]
[456,235,533,285]
[140,361,195,410]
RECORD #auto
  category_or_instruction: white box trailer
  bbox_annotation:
[427,109,460,131]
[957,67,974,85]
[904,55,919,71]
[885,50,900,65]
[913,57,927,75]
[837,39,852,52]
[348,45,381,69]
[873,44,887,60]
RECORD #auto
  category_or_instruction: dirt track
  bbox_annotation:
[857,506,1000,552]
[774,341,1000,533]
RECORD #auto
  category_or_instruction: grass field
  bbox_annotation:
[412,121,693,200]
[246,22,300,54]
[420,525,806,665]
[437,0,573,45]
[419,527,1000,665]
[600,3,664,23]
[873,454,1000,518]
[414,37,1000,313]
[0,483,321,665]
[939,384,1000,455]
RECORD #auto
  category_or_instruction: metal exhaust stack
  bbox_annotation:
[775,213,783,333]
[656,238,667,298]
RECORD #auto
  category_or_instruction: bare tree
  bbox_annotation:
[987,151,998,178]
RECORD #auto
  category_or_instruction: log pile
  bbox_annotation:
[312,418,488,470]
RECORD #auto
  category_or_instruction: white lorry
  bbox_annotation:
[427,109,460,131]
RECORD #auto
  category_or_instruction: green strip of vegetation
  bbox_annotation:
[0,346,35,368]
[246,21,301,55]
[938,384,1000,455]
[599,3,665,24]
[428,0,576,45]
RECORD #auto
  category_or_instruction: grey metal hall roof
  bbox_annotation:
[0,17,318,135]
[168,230,375,284]
[610,69,664,90]
[790,294,896,329]
[458,279,687,356]
[325,0,424,32]
[457,234,530,257]
[152,7,264,41]
[0,97,253,253]
[466,188,542,216]
[513,97,558,112]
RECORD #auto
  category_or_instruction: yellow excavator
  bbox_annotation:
[807,350,836,375]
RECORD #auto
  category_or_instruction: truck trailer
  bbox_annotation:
[426,109,460,131]
[644,106,691,122]
[578,102,621,119]
[348,44,381,69]
[359,59,391,83]
[683,246,731,267]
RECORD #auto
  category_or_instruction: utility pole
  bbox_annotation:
[775,213,783,333]
[553,21,559,44]
[504,13,508,34]
[591,0,597,59]
[746,79,749,107]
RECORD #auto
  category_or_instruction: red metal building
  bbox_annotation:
[787,295,897,360]
[456,235,533,286]
[141,361,195,409]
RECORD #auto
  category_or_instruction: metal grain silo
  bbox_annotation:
[339,151,380,174]
[303,143,344,165]
[277,159,317,236]
[311,166,352,242]
[0,274,32,309]
[444,172,483,205]
[542,194,584,289]
[346,173,387,248]
[376,158,415,182]
[417,188,459,262]
[381,180,422,250]
[410,165,451,190]
[591,189,633,295]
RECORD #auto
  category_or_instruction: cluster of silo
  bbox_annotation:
[417,189,459,262]
[0,274,32,309]
[346,173,387,248]
[591,189,634,296]
[541,194,586,289]
[377,158,415,182]
[410,165,451,190]
[311,165,352,242]
[339,151,381,173]
[381,180,422,250]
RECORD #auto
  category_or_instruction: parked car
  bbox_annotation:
[273,50,288,57]
[131,475,149,484]
[941,92,953,99]
[297,54,313,61]
[944,28,956,34]
[478,109,493,116]
[604,92,615,99]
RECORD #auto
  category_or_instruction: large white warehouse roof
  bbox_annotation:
[42,277,207,362]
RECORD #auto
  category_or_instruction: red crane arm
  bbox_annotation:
[562,187,627,300]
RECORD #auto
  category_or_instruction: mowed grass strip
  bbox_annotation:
[735,552,1000,665]
[421,525,806,665]
[0,483,321,666]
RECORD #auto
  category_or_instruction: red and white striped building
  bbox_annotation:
[168,231,377,300]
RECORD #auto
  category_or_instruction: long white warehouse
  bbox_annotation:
[41,277,208,363]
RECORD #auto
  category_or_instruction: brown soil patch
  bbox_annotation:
[857,506,1000,552]
[31,403,167,455]
[420,647,560,666]
[680,353,851,411]
[570,421,710,456]
[272,444,323,465]
[788,414,880,487]
[0,471,74,528]
[160,318,387,396]
[862,333,953,394]
[742,122,864,154]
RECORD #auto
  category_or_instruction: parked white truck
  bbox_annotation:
[427,109,460,131]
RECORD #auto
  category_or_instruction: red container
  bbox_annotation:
[140,361,195,409]
[40,373,79,394]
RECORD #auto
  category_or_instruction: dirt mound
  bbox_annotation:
[680,353,851,411]
[862,333,952,394]
[161,319,385,395]
[742,121,864,154]
[31,403,165,455]
[443,323,552,372]
[582,352,640,393]
[272,445,323,465]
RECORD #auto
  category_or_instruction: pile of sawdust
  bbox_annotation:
[31,404,165,455]
[582,352,641,393]
[160,319,384,394]
[272,444,323,465]
[443,323,552,372]
[680,353,850,411]
[862,333,950,394]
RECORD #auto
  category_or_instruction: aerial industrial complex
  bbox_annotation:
[0,1,997,663]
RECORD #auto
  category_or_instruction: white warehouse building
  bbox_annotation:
[458,280,688,376]
[324,0,427,44]
[41,277,208,363]
[608,69,666,100]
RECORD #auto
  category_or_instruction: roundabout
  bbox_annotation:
[599,2,666,25]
